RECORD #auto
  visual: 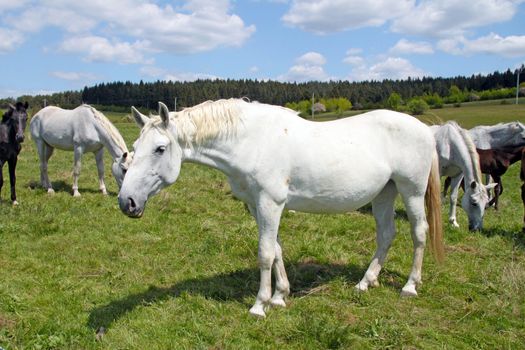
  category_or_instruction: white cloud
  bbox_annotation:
[1,0,255,62]
[0,0,29,12]
[51,71,99,82]
[343,55,365,66]
[278,52,331,82]
[349,57,428,81]
[346,48,363,55]
[0,28,24,53]
[391,0,523,37]
[296,51,326,65]
[59,36,153,64]
[282,0,414,34]
[390,39,434,55]
[140,66,218,82]
[440,33,525,58]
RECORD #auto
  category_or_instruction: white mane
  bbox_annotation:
[84,105,128,152]
[447,121,483,183]
[143,99,248,146]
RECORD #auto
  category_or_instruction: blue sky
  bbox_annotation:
[1,0,524,98]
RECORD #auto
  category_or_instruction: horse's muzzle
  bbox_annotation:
[16,134,24,143]
[469,223,482,232]
[119,196,144,218]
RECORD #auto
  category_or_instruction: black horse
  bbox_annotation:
[0,101,29,204]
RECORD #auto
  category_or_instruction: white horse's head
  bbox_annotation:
[118,102,182,217]
[111,151,133,189]
[462,181,497,231]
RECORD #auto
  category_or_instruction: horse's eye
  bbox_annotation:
[155,146,166,154]
[471,202,478,207]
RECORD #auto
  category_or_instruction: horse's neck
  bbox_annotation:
[181,139,239,176]
[94,122,127,158]
[448,130,479,183]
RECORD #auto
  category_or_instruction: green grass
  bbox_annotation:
[1,102,525,349]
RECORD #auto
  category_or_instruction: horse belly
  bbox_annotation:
[285,172,389,214]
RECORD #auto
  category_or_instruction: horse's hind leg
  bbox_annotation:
[399,188,429,297]
[356,181,398,292]
[35,140,55,193]
[95,148,107,195]
[72,145,84,197]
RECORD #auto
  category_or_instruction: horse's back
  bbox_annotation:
[250,109,435,213]
[30,105,100,150]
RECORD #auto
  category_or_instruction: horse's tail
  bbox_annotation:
[425,150,445,263]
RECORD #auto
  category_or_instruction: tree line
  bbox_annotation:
[2,66,523,113]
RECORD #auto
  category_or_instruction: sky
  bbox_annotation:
[1,0,524,99]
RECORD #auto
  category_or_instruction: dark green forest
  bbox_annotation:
[3,67,523,113]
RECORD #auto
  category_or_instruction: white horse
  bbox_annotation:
[468,122,525,202]
[469,121,525,149]
[430,122,495,230]
[30,104,130,196]
[118,99,444,318]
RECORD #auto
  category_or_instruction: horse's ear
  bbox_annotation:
[158,102,169,128]
[470,181,477,190]
[485,183,498,190]
[24,101,29,109]
[131,106,149,128]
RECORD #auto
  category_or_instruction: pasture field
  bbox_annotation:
[1,102,525,349]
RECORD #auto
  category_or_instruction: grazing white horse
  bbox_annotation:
[30,105,130,196]
[119,99,444,318]
[430,122,495,230]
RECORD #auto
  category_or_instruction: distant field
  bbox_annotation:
[310,98,525,126]
[1,101,524,349]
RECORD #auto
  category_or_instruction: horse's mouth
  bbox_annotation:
[119,196,146,218]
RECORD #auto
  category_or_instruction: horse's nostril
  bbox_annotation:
[128,197,136,209]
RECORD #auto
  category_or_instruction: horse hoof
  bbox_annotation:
[249,305,266,318]
[270,297,286,308]
[354,282,368,293]
[12,200,19,206]
[73,191,81,197]
[47,188,55,195]
[400,286,418,297]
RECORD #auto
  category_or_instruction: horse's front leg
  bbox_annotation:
[95,148,107,195]
[270,236,290,308]
[8,157,18,205]
[72,145,84,197]
[448,175,463,228]
[247,204,290,310]
[249,196,285,318]
[0,159,4,201]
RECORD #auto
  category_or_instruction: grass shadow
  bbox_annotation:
[481,226,525,249]
[88,261,406,330]
[356,204,409,221]
[27,180,107,195]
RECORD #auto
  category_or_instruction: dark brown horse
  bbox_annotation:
[476,146,525,210]
[1,102,29,204]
